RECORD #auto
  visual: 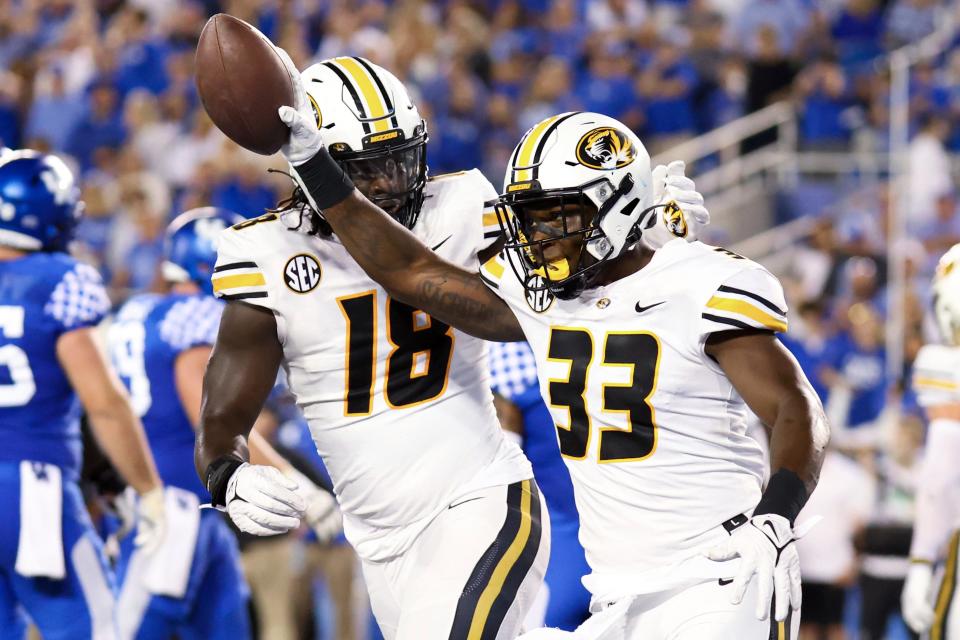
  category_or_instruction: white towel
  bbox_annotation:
[15,461,65,579]
[142,487,200,598]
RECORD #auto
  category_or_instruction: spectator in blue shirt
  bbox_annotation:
[885,0,938,49]
[636,40,698,152]
[794,55,853,147]
[212,162,278,220]
[65,81,127,172]
[114,8,170,97]
[576,41,643,131]
[830,0,884,71]
[25,68,86,151]
[821,303,888,433]
[733,0,813,59]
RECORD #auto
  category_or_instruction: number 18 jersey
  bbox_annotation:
[480,239,787,601]
[213,170,532,562]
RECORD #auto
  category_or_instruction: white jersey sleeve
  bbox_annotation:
[699,265,788,337]
[912,344,960,407]
[211,217,277,310]
[910,418,960,561]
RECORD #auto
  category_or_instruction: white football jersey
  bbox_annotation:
[213,170,531,562]
[913,344,960,408]
[481,239,787,600]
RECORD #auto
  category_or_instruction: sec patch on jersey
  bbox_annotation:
[284,254,322,293]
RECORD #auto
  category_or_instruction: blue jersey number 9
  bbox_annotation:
[108,321,152,417]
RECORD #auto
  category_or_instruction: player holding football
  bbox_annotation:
[0,149,166,638]
[195,58,546,640]
[901,244,960,640]
[274,63,828,637]
[109,207,339,640]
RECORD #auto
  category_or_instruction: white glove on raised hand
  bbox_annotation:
[224,463,306,536]
[134,486,167,554]
[901,562,936,633]
[284,468,342,543]
[273,45,324,166]
[705,513,802,621]
[652,160,709,226]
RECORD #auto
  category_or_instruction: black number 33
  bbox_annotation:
[547,328,661,463]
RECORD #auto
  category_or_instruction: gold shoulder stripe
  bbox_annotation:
[914,377,960,391]
[482,254,505,280]
[212,272,266,293]
[333,57,389,133]
[482,211,499,228]
[706,297,788,332]
[514,114,563,182]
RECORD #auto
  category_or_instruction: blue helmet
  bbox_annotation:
[163,207,244,295]
[0,150,82,252]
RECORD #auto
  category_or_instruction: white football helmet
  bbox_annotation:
[300,57,428,229]
[933,243,960,345]
[496,111,658,299]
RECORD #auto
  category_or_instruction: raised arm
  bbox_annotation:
[274,72,523,342]
[304,163,522,341]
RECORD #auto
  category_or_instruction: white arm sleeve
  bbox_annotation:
[910,419,960,561]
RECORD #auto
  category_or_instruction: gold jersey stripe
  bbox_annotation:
[933,530,960,640]
[914,376,959,391]
[212,272,266,293]
[467,480,533,639]
[482,254,505,280]
[514,114,563,182]
[706,296,788,332]
[482,211,499,228]
[333,57,389,133]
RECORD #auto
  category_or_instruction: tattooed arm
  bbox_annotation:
[323,189,524,341]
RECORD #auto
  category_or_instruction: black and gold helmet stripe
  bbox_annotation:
[322,60,371,135]
[328,56,393,133]
[448,480,543,640]
[510,111,581,184]
[352,56,399,129]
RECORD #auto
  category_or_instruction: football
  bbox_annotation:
[195,13,293,155]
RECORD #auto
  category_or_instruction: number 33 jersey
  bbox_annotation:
[480,239,788,600]
[213,170,532,562]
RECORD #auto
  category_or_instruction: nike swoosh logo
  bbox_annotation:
[431,235,452,251]
[718,578,734,586]
[635,301,666,314]
[448,497,483,510]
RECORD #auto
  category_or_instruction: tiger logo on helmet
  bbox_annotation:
[496,112,656,299]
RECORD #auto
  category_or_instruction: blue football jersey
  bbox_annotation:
[0,254,110,479]
[109,293,223,500]
[489,340,580,523]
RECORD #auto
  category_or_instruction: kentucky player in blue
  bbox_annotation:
[109,207,339,640]
[0,149,165,640]
[489,340,591,631]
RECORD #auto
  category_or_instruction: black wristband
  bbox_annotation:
[205,455,244,508]
[292,147,355,210]
[754,468,808,525]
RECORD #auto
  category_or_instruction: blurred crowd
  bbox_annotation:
[2,0,960,638]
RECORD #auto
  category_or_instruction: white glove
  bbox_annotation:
[224,463,306,536]
[705,513,802,621]
[273,45,324,166]
[285,467,343,543]
[652,160,709,226]
[134,486,167,554]
[901,562,936,633]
